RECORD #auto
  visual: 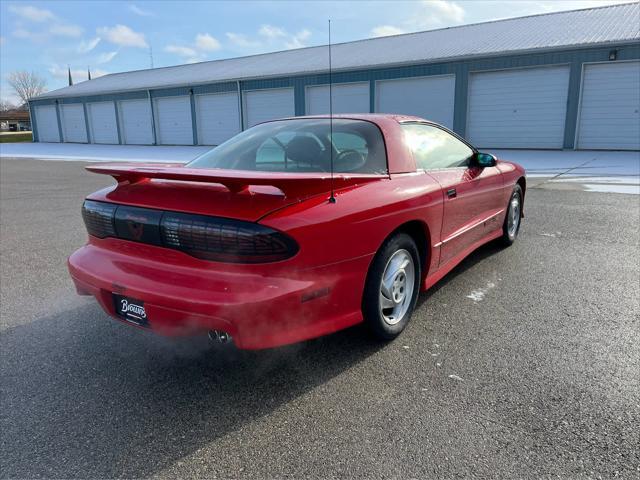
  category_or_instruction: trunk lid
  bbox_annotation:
[86,163,384,222]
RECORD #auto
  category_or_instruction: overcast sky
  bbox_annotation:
[0,0,633,104]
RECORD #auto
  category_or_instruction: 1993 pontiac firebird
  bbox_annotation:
[69,114,525,349]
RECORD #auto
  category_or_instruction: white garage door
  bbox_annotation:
[376,75,455,128]
[34,105,59,142]
[60,104,88,143]
[467,66,570,148]
[196,92,241,145]
[243,88,295,128]
[87,102,118,144]
[154,96,193,145]
[119,99,154,145]
[577,61,640,150]
[306,82,370,115]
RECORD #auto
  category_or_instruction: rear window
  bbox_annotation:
[188,119,387,174]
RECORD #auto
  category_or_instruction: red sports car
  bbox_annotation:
[69,114,525,349]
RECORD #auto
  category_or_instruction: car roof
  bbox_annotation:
[279,113,428,124]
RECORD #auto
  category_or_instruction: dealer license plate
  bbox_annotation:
[113,294,148,327]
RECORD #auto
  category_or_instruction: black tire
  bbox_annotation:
[362,233,421,340]
[500,184,523,246]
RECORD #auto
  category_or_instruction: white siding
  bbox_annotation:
[34,105,59,142]
[60,104,88,143]
[306,82,370,115]
[376,75,455,128]
[118,99,154,145]
[577,61,640,150]
[243,88,295,128]
[196,92,241,145]
[154,96,193,145]
[87,102,118,144]
[467,66,570,148]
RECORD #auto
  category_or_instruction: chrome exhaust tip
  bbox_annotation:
[208,330,232,344]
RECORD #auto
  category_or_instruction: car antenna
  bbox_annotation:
[328,19,336,204]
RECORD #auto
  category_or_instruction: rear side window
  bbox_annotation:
[402,124,474,170]
[189,118,387,174]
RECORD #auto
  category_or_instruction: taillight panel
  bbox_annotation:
[82,200,117,238]
[81,200,298,263]
[114,205,163,246]
[161,212,298,263]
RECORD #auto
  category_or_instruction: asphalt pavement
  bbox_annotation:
[1,158,638,479]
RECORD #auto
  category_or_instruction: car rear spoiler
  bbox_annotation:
[85,163,384,198]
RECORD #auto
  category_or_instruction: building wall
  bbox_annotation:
[30,42,640,149]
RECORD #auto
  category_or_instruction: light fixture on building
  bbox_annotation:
[609,49,618,61]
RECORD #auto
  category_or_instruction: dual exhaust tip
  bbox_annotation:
[208,330,232,344]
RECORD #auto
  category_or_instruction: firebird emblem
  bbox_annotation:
[127,221,144,241]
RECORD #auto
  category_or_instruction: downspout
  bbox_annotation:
[189,88,198,145]
[55,100,64,143]
[28,101,37,142]
[114,100,123,144]
[82,102,91,143]
[237,80,244,131]
[148,89,157,145]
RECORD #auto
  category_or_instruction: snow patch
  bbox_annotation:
[466,282,496,302]
[583,184,640,195]
[491,150,639,195]
[0,143,210,163]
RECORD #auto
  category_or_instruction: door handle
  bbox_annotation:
[446,188,457,198]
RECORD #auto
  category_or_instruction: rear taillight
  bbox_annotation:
[81,200,298,263]
[82,200,117,238]
[161,212,298,263]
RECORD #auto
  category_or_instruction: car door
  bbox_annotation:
[401,123,503,267]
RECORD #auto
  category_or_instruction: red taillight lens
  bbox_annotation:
[82,200,117,238]
[161,212,298,263]
[81,200,298,263]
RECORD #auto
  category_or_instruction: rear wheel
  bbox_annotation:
[500,184,523,246]
[362,233,421,340]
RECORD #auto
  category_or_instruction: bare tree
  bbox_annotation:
[0,99,17,112]
[7,71,47,108]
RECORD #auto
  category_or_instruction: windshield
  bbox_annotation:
[188,118,388,174]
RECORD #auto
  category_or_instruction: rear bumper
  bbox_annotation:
[68,238,371,349]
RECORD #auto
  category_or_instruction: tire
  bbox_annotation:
[500,184,523,246]
[362,233,421,340]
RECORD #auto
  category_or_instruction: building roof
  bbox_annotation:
[0,110,30,121]
[37,2,640,100]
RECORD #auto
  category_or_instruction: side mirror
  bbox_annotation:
[475,152,496,168]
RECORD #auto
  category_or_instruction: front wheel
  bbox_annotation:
[500,184,523,246]
[362,233,421,340]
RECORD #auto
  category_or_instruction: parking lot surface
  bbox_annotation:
[1,158,638,479]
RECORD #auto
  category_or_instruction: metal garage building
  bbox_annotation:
[30,3,640,150]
